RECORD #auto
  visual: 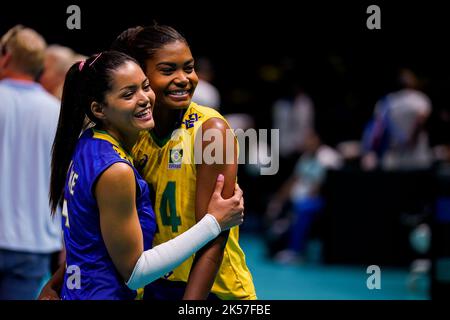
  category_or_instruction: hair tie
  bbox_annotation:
[78,60,85,71]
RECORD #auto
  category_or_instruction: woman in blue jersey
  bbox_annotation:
[45,51,244,300]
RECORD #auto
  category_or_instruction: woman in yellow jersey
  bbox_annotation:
[111,24,257,300]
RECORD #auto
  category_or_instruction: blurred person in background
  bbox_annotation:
[361,68,433,171]
[39,45,77,100]
[192,57,221,111]
[264,79,316,253]
[39,45,90,132]
[265,130,343,263]
[271,79,315,199]
[0,25,62,299]
[273,80,315,160]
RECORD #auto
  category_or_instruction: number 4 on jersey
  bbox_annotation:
[160,181,181,232]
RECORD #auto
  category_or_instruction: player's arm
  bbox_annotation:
[183,118,238,300]
[36,163,142,299]
[96,162,145,281]
[100,162,245,290]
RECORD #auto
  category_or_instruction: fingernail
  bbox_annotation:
[217,174,224,181]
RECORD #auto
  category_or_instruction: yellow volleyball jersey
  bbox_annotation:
[132,102,256,300]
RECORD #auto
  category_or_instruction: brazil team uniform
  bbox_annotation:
[61,128,156,300]
[132,102,257,300]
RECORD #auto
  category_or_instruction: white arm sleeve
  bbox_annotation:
[126,213,221,290]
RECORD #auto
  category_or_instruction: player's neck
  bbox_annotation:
[98,125,136,156]
[153,106,187,139]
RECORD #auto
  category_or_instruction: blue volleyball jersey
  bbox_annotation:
[61,128,156,300]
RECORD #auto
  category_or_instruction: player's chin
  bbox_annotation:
[144,119,155,130]
[169,102,191,110]
[135,118,155,131]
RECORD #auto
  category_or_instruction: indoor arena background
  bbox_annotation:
[1,1,449,299]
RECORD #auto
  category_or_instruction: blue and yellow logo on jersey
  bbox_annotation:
[183,112,200,129]
[168,149,183,169]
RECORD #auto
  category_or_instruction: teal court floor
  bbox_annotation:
[239,233,430,300]
[38,233,430,300]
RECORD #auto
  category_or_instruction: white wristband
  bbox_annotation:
[126,214,221,290]
[206,212,222,233]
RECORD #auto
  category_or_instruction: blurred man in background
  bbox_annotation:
[0,25,62,299]
[362,68,433,170]
[265,130,343,263]
[39,44,85,100]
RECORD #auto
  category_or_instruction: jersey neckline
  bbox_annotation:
[91,128,134,164]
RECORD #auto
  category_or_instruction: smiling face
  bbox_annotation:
[144,40,198,110]
[97,60,155,141]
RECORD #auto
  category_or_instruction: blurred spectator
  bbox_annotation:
[39,45,82,100]
[192,57,221,110]
[362,68,433,170]
[0,25,62,299]
[265,130,343,263]
[269,80,316,213]
[40,47,89,132]
[272,82,314,159]
[336,140,363,170]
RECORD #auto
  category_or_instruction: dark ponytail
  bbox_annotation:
[49,62,87,214]
[49,51,139,214]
